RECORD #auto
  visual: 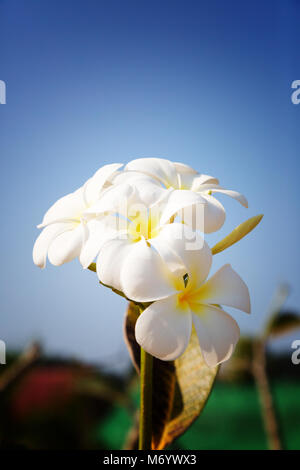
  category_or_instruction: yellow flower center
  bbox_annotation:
[127,210,161,242]
[176,279,204,314]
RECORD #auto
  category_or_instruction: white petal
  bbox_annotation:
[32,222,71,268]
[40,187,85,227]
[79,216,119,269]
[86,183,134,216]
[150,223,212,289]
[97,237,134,292]
[149,224,189,280]
[192,264,251,313]
[173,162,198,175]
[84,163,123,205]
[119,239,179,302]
[132,179,167,207]
[47,225,84,266]
[135,295,192,361]
[191,174,219,191]
[199,194,226,233]
[177,172,197,191]
[160,189,207,226]
[106,169,122,185]
[192,305,240,367]
[87,180,168,223]
[122,177,167,207]
[160,190,225,234]
[198,184,248,208]
[174,163,198,190]
[125,157,179,189]
[110,170,160,187]
[97,237,177,301]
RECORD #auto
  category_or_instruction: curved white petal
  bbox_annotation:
[47,224,84,266]
[125,157,179,189]
[87,180,168,222]
[32,222,71,268]
[192,264,251,313]
[160,190,225,234]
[173,162,198,175]
[199,194,226,233]
[84,163,123,205]
[125,177,167,207]
[198,184,248,208]
[110,170,160,187]
[79,216,119,269]
[191,174,219,191]
[120,239,179,302]
[97,237,134,292]
[40,187,85,227]
[86,183,134,216]
[177,172,198,191]
[192,305,240,367]
[210,188,248,208]
[150,223,212,290]
[160,189,207,226]
[135,295,192,361]
[106,169,123,185]
[174,163,198,190]
[149,223,189,281]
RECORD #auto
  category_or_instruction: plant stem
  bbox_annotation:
[252,339,282,450]
[139,346,153,450]
[0,342,41,393]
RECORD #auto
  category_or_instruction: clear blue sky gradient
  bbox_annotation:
[1,0,299,370]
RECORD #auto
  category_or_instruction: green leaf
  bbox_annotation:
[212,214,263,255]
[266,310,300,338]
[124,302,218,449]
[158,327,218,450]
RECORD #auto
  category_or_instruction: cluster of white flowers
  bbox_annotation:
[33,158,251,367]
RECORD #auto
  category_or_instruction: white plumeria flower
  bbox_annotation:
[130,224,251,367]
[33,163,122,268]
[122,157,248,233]
[84,181,202,300]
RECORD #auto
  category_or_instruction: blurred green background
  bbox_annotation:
[0,332,299,450]
[99,381,300,450]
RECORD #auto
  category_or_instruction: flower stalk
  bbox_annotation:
[252,338,283,450]
[139,346,153,450]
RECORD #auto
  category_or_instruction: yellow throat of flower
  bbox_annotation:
[128,210,161,242]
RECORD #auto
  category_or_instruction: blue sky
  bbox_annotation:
[0,0,299,371]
